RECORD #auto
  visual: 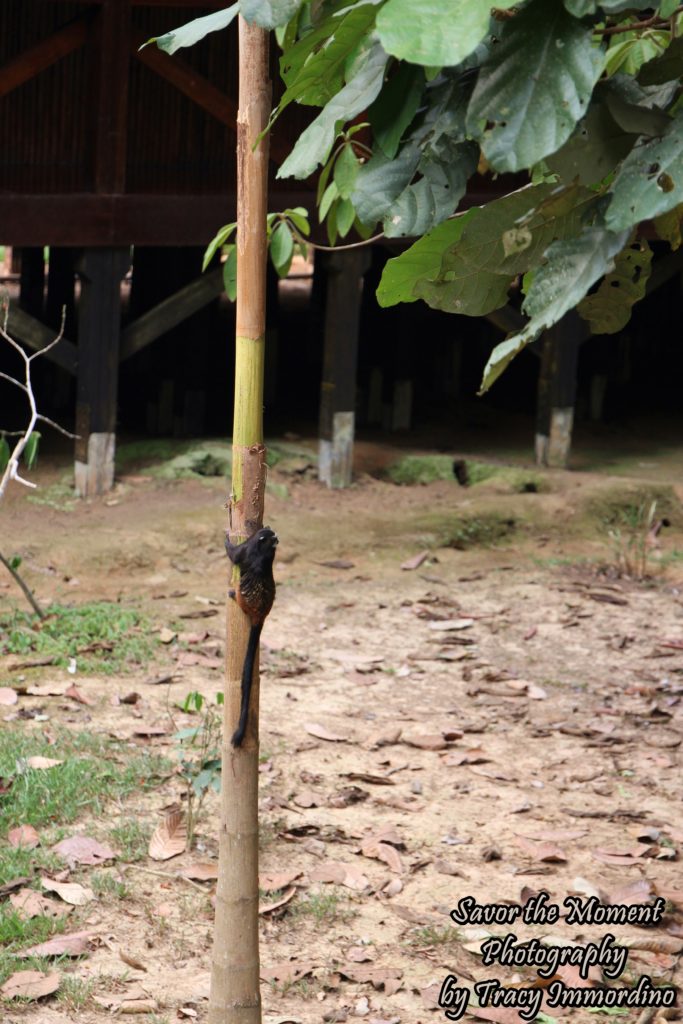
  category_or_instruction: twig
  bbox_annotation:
[120,862,209,893]
[0,550,45,618]
[290,225,385,253]
[599,11,682,35]
[0,303,73,617]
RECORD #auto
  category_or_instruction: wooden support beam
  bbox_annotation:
[0,16,90,102]
[133,31,290,165]
[120,266,223,360]
[535,312,581,469]
[93,0,131,193]
[0,193,312,247]
[19,248,45,320]
[318,250,369,489]
[6,305,77,375]
[74,248,130,497]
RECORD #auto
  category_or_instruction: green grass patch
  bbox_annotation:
[0,601,158,673]
[424,511,517,549]
[26,479,77,512]
[291,887,356,924]
[386,454,455,486]
[586,485,681,530]
[91,870,131,900]
[0,730,171,869]
[0,905,71,986]
[108,818,152,862]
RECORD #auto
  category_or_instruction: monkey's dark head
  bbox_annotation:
[245,526,278,567]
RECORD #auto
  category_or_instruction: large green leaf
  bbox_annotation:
[241,0,302,28]
[277,38,388,178]
[639,37,683,86]
[606,112,683,231]
[351,145,421,225]
[602,77,672,137]
[577,237,652,333]
[654,202,683,249]
[480,227,629,392]
[547,102,636,186]
[144,4,239,54]
[384,140,478,238]
[278,2,378,111]
[368,64,424,159]
[354,71,473,230]
[604,30,669,78]
[415,183,599,317]
[377,211,477,307]
[376,0,516,68]
[467,1,605,173]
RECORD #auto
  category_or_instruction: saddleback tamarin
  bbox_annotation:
[225,527,278,747]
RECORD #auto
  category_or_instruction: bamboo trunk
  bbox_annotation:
[209,17,270,1024]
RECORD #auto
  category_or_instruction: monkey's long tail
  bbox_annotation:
[231,622,262,747]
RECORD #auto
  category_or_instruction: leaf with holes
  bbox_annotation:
[606,113,683,231]
[480,227,629,392]
[467,1,604,173]
[377,212,476,307]
[578,238,652,333]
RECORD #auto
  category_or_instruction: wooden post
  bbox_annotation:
[18,248,45,319]
[318,250,368,488]
[535,313,581,469]
[209,17,270,1024]
[74,248,130,496]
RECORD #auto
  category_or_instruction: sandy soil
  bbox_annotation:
[1,446,682,1024]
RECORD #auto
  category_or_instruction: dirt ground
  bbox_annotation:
[1,439,683,1024]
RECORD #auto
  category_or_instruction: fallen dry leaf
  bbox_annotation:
[119,949,148,972]
[428,618,474,631]
[41,877,94,906]
[26,684,67,696]
[52,835,117,867]
[260,870,302,893]
[64,683,94,706]
[442,747,490,766]
[401,551,430,571]
[1,970,60,1000]
[515,836,567,863]
[26,756,62,770]
[19,930,94,957]
[304,723,349,742]
[592,846,648,866]
[181,862,219,882]
[605,878,655,906]
[337,964,403,993]
[402,733,447,751]
[259,887,296,915]
[10,889,69,921]
[521,828,587,843]
[148,809,187,861]
[309,862,369,891]
[0,687,18,705]
[360,839,403,874]
[8,824,40,849]
[346,946,375,963]
[260,961,315,984]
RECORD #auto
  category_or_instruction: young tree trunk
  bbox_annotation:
[208,17,270,1024]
